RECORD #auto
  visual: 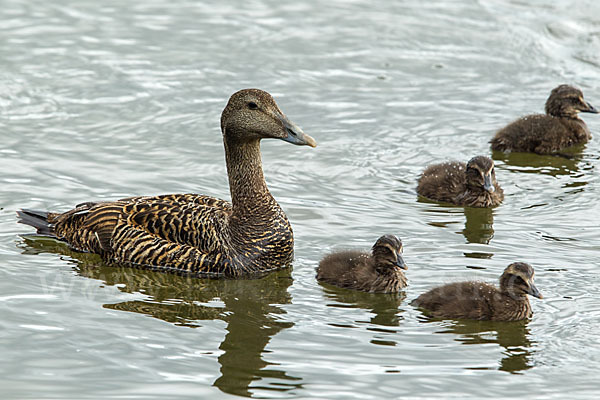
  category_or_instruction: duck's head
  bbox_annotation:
[499,262,543,299]
[466,156,498,194]
[371,234,407,270]
[220,88,316,147]
[545,84,598,118]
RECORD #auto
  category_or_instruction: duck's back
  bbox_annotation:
[54,194,227,245]
[491,114,590,154]
[317,251,371,287]
[21,191,295,278]
[417,162,465,203]
[411,281,497,320]
[41,194,246,277]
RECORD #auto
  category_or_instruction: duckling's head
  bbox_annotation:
[545,84,598,118]
[466,156,497,194]
[499,262,543,299]
[221,88,316,147]
[371,235,407,270]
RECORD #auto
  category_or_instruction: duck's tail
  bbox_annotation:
[17,209,55,236]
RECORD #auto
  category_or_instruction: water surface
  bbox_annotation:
[2,0,600,398]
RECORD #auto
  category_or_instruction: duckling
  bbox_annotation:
[491,84,598,154]
[411,262,542,321]
[17,89,317,278]
[316,235,407,293]
[417,156,503,207]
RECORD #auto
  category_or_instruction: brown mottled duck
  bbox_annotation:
[417,156,504,207]
[316,235,408,293]
[411,262,542,321]
[491,84,598,154]
[17,89,317,278]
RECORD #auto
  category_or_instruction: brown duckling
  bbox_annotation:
[411,262,543,321]
[491,84,598,154]
[316,235,407,293]
[17,89,316,278]
[417,156,504,207]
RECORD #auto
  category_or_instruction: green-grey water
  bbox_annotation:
[2,0,600,398]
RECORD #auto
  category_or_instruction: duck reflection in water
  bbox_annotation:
[435,319,534,373]
[492,149,587,177]
[319,284,406,329]
[419,205,495,257]
[462,207,495,259]
[20,237,302,398]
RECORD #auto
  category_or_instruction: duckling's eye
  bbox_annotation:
[384,247,396,257]
[513,276,527,286]
[247,102,258,110]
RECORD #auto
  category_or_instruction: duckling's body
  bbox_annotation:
[491,85,598,154]
[317,235,407,293]
[17,89,317,278]
[417,156,503,207]
[411,262,542,321]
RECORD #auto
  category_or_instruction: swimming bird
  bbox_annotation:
[316,235,407,293]
[490,84,598,154]
[17,89,316,278]
[417,156,503,207]
[411,262,542,321]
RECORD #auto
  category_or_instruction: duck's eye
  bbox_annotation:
[248,102,258,110]
[513,276,526,286]
[383,247,396,257]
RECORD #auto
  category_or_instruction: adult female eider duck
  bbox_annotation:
[316,235,407,293]
[411,262,542,321]
[490,84,598,154]
[17,89,317,278]
[417,156,503,207]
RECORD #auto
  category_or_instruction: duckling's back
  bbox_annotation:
[491,114,590,154]
[417,162,465,203]
[317,250,370,287]
[411,281,497,320]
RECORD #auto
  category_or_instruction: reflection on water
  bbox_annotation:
[440,320,534,373]
[434,319,534,374]
[462,207,494,245]
[492,149,587,177]
[21,237,301,398]
[320,283,405,329]
[419,202,496,258]
[462,207,495,259]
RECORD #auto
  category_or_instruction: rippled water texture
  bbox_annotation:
[2,0,600,398]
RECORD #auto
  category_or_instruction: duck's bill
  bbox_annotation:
[279,114,317,147]
[483,174,495,193]
[582,101,599,114]
[528,283,543,299]
[395,254,408,270]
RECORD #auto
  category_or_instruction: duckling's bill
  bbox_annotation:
[396,254,407,270]
[483,174,495,193]
[582,101,599,114]
[528,282,543,299]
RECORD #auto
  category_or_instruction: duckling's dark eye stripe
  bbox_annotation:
[383,245,396,253]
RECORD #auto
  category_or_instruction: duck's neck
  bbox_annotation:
[500,288,528,301]
[549,110,581,121]
[224,137,276,214]
[498,290,531,320]
[374,262,393,275]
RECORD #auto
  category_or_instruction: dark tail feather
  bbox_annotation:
[17,209,55,236]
